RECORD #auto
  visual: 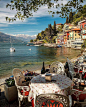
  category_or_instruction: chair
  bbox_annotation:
[72,89,86,107]
[12,68,30,107]
[67,58,76,80]
[35,93,72,107]
[49,61,66,75]
[12,68,24,77]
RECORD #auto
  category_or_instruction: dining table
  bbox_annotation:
[28,73,73,106]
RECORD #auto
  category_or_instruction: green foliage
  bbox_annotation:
[69,12,73,23]
[30,39,33,42]
[57,25,63,32]
[66,17,69,23]
[81,40,86,50]
[6,0,85,22]
[5,78,15,87]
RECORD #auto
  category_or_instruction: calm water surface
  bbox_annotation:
[0,43,81,78]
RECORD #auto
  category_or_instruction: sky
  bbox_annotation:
[0,0,68,38]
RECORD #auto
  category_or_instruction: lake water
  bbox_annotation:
[0,43,81,78]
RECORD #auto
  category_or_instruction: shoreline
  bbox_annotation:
[0,48,84,92]
[0,54,81,92]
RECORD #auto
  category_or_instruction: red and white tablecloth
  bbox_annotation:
[28,73,73,102]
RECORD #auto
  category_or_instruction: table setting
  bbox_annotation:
[28,73,73,106]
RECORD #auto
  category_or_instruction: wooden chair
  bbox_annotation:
[35,93,72,107]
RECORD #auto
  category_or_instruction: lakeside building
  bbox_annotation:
[71,38,83,49]
[69,28,81,40]
[63,23,74,32]
[52,18,86,48]
[67,40,74,48]
[56,23,63,30]
[78,18,86,40]
[56,33,64,44]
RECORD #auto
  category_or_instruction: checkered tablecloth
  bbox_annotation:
[28,73,73,102]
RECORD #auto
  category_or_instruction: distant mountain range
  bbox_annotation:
[15,34,36,42]
[0,32,36,43]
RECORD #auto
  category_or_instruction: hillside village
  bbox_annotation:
[34,18,86,50]
[56,18,86,49]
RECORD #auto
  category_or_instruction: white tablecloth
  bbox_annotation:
[28,73,73,102]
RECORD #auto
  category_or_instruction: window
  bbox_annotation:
[84,24,86,27]
[75,34,76,36]
[81,25,82,29]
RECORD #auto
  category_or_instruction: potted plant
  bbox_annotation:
[4,78,18,102]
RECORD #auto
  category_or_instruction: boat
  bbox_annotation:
[26,44,30,46]
[57,45,62,48]
[34,45,40,46]
[10,36,15,52]
[10,47,15,52]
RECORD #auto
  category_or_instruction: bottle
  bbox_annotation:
[41,62,45,74]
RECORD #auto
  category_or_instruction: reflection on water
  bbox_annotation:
[0,43,81,78]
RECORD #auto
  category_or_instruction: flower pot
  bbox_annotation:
[4,84,18,102]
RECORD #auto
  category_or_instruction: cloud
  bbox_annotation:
[32,0,68,17]
[8,30,41,34]
[12,34,36,42]
[0,0,68,27]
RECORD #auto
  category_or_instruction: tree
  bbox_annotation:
[69,12,73,23]
[30,39,33,42]
[5,0,85,22]
[53,21,56,35]
[66,17,69,23]
[48,24,52,38]
[81,40,86,50]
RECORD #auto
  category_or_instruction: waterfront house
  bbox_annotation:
[63,23,74,32]
[81,28,86,40]
[78,18,86,29]
[56,23,63,30]
[78,18,86,40]
[71,28,81,40]
[56,33,64,44]
[67,28,81,48]
[71,38,83,49]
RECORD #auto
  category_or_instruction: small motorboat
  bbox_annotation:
[57,45,62,48]
[26,44,30,46]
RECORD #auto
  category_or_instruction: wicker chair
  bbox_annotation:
[12,68,24,77]
[49,61,66,75]
[35,93,72,107]
[12,68,30,107]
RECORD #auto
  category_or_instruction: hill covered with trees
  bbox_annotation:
[66,5,86,25]
[34,4,86,43]
[35,21,59,43]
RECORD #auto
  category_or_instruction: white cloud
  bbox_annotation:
[0,0,68,27]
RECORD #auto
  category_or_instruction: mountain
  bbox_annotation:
[0,32,24,43]
[15,34,36,42]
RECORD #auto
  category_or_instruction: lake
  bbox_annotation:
[0,43,81,78]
